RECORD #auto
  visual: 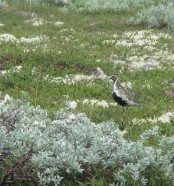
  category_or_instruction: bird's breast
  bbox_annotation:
[112,92,128,106]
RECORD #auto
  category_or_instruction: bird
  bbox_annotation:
[110,75,140,107]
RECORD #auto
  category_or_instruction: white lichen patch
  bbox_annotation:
[116,30,171,47]
[23,49,36,53]
[0,23,4,27]
[0,34,18,42]
[60,28,75,32]
[66,101,78,110]
[77,42,98,49]
[31,67,39,75]
[0,66,22,75]
[25,17,65,27]
[132,111,174,124]
[126,56,161,71]
[20,35,49,43]
[109,55,126,66]
[53,21,64,26]
[142,84,152,90]
[96,59,101,63]
[60,0,70,4]
[23,44,48,53]
[19,11,37,17]
[153,50,174,64]
[143,46,156,51]
[81,99,117,108]
[43,67,107,85]
[25,18,44,26]
[0,33,49,45]
[3,94,11,103]
[103,30,171,48]
[44,73,106,84]
[103,39,116,45]
[109,53,163,71]
[64,99,117,109]
[61,35,73,42]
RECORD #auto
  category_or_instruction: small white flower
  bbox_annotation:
[33,20,44,26]
[0,34,18,42]
[113,34,118,38]
[12,66,22,73]
[0,66,22,75]
[90,99,98,105]
[132,111,174,124]
[67,101,77,110]
[54,21,64,26]
[82,99,89,104]
[96,100,109,108]
[31,67,37,75]
[23,49,30,53]
[96,59,101,63]
[157,112,174,123]
[25,18,44,26]
[20,36,40,43]
[39,121,47,128]
[43,75,49,81]
[0,70,7,75]
[4,94,11,103]
[68,114,76,120]
[110,102,117,106]
[66,168,71,173]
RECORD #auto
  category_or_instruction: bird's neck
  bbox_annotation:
[113,79,119,92]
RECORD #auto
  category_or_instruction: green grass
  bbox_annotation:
[0,3,174,133]
[0,2,174,185]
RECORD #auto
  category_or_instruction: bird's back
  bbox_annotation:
[113,80,140,106]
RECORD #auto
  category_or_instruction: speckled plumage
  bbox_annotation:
[110,75,140,106]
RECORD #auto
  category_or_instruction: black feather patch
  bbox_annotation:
[112,92,128,106]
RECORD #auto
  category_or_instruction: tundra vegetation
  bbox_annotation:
[0,0,174,185]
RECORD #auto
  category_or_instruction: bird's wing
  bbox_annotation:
[118,84,134,101]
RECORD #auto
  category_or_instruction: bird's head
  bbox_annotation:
[109,75,118,82]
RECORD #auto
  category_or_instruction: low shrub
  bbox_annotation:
[127,2,174,30]
[0,95,174,185]
[71,0,153,11]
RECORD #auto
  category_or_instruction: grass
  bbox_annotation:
[0,2,174,185]
[0,3,173,130]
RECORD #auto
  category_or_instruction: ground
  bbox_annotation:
[0,3,174,142]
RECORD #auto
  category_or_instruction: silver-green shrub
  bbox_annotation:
[36,0,71,5]
[5,0,71,6]
[71,0,153,11]
[5,0,153,10]
[0,0,7,8]
[127,2,174,30]
[0,95,174,185]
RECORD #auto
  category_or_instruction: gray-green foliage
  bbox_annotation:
[71,0,153,11]
[35,0,71,5]
[5,0,71,6]
[0,0,7,7]
[127,2,174,30]
[5,0,153,10]
[0,95,174,185]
